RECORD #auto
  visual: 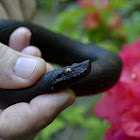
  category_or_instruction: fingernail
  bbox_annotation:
[14,57,38,79]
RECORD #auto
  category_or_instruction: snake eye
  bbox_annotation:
[65,68,72,74]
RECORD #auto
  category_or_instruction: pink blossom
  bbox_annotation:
[78,0,95,7]
[78,0,109,9]
[120,40,140,68]
[101,0,109,9]
[94,40,140,139]
[105,125,140,140]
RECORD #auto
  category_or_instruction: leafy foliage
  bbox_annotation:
[35,0,140,139]
[35,94,108,140]
[35,119,66,140]
[123,12,140,43]
[36,0,72,10]
[49,5,86,41]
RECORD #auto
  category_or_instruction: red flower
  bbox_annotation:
[94,39,140,139]
[78,0,95,7]
[78,0,109,9]
[83,12,100,29]
[109,14,122,30]
[105,125,140,140]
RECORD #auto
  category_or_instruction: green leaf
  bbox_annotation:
[81,117,110,140]
[123,12,140,43]
[49,5,85,34]
[60,106,86,125]
[35,118,66,140]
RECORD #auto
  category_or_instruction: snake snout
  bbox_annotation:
[52,60,91,92]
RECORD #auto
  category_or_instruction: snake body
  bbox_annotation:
[0,20,122,107]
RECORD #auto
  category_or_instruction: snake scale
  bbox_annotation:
[0,20,122,108]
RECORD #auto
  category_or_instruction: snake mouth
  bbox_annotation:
[52,60,91,92]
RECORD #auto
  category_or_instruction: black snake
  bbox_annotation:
[0,20,122,108]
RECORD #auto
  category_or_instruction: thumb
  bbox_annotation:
[0,43,46,89]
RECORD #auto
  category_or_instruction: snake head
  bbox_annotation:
[0,60,91,108]
[51,60,91,92]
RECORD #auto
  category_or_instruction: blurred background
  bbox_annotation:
[33,0,140,140]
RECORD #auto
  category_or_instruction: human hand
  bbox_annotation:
[0,0,36,21]
[0,28,76,140]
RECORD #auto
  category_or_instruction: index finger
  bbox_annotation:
[0,0,24,20]
[20,0,36,21]
[0,3,8,19]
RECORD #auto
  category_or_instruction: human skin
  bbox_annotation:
[0,1,76,139]
[0,0,36,21]
[0,27,76,140]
